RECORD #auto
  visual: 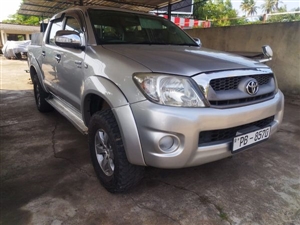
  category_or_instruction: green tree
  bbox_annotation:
[242,0,258,16]
[261,0,278,14]
[248,0,258,16]
[267,6,300,22]
[240,0,250,16]
[2,14,40,25]
[193,0,209,19]
[194,0,238,27]
[274,0,281,11]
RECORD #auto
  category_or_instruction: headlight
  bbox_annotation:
[133,73,207,107]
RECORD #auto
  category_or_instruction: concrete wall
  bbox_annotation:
[186,22,300,95]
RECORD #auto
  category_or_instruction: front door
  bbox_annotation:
[55,12,86,110]
[42,18,63,95]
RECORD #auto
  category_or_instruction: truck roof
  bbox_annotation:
[50,6,156,21]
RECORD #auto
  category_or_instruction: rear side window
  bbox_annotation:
[48,19,63,45]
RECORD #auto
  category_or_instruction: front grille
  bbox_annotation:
[210,74,273,91]
[209,93,274,106]
[199,116,274,146]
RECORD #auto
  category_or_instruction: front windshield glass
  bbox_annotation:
[88,9,197,46]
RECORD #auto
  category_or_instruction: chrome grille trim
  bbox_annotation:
[192,69,277,108]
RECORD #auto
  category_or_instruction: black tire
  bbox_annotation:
[15,53,22,60]
[33,77,53,112]
[89,109,144,193]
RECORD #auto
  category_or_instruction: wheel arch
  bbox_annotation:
[82,76,146,166]
[28,56,48,92]
[29,65,37,82]
[81,76,128,126]
[82,93,110,126]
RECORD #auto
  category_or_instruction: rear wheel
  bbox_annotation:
[15,52,22,60]
[89,109,144,193]
[33,77,53,112]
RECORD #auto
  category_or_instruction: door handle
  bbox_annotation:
[55,54,61,62]
[42,51,45,57]
[75,60,82,65]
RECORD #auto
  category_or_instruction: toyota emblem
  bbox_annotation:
[246,80,259,95]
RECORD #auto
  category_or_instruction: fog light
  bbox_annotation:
[158,135,179,152]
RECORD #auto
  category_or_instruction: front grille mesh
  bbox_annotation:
[199,116,274,145]
[209,93,274,106]
[210,74,273,91]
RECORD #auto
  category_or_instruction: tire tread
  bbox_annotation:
[89,109,144,193]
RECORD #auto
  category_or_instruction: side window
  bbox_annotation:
[65,17,82,33]
[48,19,63,45]
[93,25,124,42]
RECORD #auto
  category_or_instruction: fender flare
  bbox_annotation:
[81,76,146,166]
[81,76,128,114]
[28,52,49,92]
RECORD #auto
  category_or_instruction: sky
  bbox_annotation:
[232,0,300,16]
[0,0,299,22]
[0,0,22,22]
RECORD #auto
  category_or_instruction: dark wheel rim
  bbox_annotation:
[95,129,114,176]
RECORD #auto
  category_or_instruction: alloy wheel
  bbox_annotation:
[94,129,115,176]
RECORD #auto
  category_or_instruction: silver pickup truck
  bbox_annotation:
[27,6,284,193]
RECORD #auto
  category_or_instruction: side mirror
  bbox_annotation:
[193,38,202,47]
[259,45,273,63]
[55,30,84,49]
[262,45,273,58]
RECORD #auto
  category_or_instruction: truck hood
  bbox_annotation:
[102,45,268,76]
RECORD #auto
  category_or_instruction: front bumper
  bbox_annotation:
[130,90,284,168]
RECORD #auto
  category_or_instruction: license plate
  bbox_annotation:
[232,127,271,152]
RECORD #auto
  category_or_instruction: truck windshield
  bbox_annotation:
[88,9,197,46]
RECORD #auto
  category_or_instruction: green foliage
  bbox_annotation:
[267,7,300,22]
[193,0,299,26]
[261,0,281,14]
[2,14,40,25]
[240,0,258,16]
[194,0,238,27]
[193,0,209,18]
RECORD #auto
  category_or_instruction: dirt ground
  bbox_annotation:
[1,56,300,225]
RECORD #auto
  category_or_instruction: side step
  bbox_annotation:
[46,96,88,135]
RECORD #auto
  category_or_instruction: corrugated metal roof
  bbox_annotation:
[0,23,40,32]
[18,0,182,18]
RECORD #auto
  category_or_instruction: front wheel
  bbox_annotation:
[89,109,144,193]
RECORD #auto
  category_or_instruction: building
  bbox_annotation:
[0,23,40,49]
